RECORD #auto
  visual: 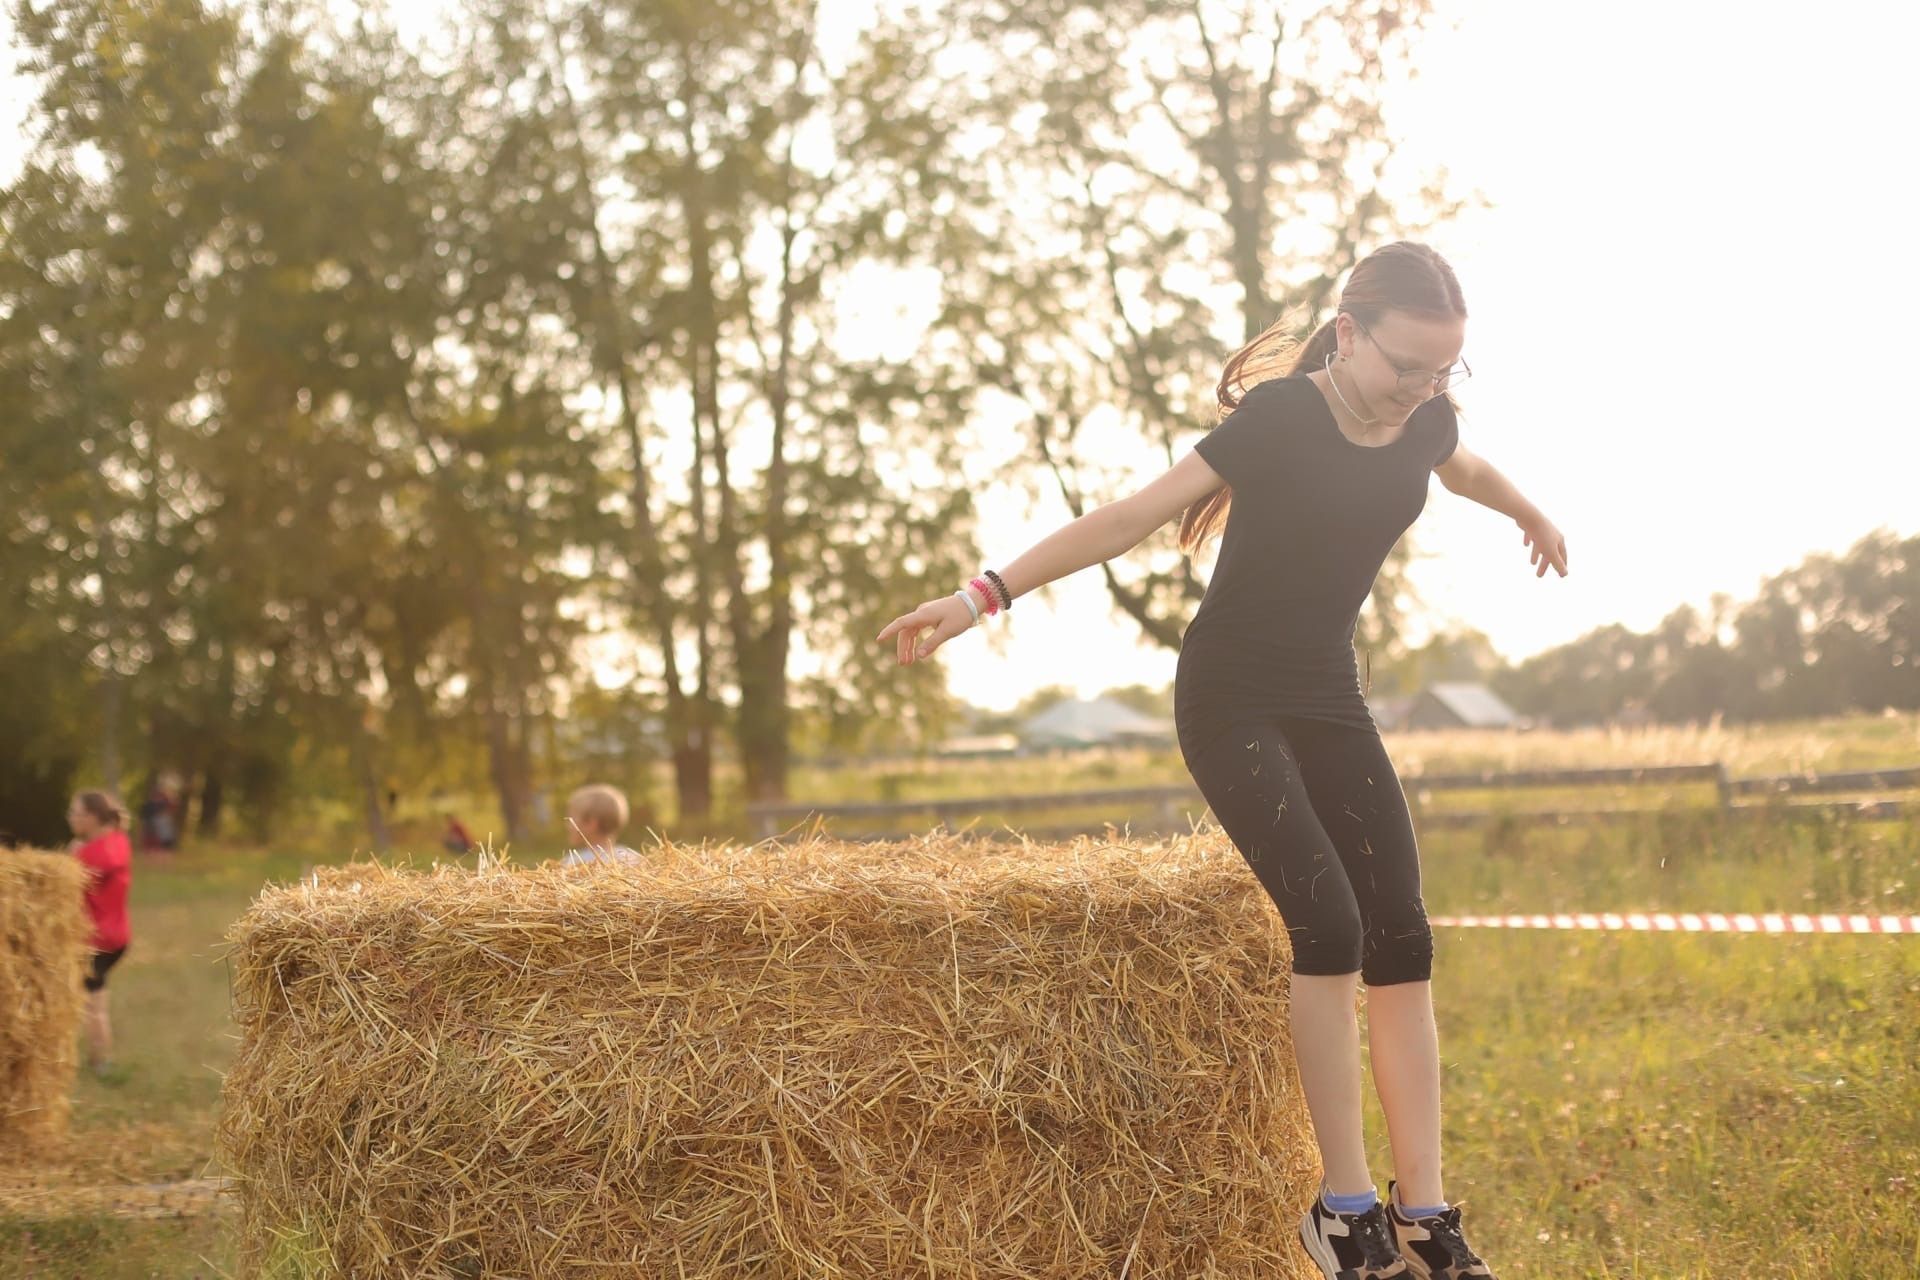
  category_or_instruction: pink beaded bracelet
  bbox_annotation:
[968,576,1000,616]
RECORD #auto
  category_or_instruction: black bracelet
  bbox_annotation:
[983,569,1013,612]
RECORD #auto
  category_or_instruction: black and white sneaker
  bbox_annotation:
[1298,1185,1410,1279]
[1385,1179,1496,1279]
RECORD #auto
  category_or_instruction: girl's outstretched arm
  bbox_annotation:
[877,451,1227,665]
[1434,443,1569,579]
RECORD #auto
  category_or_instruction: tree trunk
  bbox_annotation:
[735,64,808,806]
[553,57,712,826]
[671,712,714,825]
[739,704,789,804]
[482,698,533,845]
[352,727,391,852]
[198,769,225,837]
[98,663,123,798]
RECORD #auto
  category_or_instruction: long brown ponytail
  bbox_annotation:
[1178,241,1467,555]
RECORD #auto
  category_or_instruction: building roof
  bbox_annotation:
[1021,696,1173,745]
[1424,682,1520,727]
[1366,693,1418,730]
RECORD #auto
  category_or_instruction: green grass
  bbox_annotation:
[4,746,1917,1276]
[0,1216,232,1280]
[1374,809,1920,1276]
[283,711,1920,851]
[765,711,1920,843]
[781,710,1920,806]
[1,846,261,1277]
[1378,929,1920,1277]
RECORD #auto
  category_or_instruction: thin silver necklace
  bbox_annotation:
[1323,352,1382,434]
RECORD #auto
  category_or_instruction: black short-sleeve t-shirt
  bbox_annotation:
[1174,375,1460,763]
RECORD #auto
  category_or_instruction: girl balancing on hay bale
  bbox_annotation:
[66,789,133,1080]
[878,242,1567,1280]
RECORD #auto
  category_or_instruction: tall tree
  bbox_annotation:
[437,0,985,809]
[920,0,1461,662]
[1497,530,1919,727]
[3,0,243,798]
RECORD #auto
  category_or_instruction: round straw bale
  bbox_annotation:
[219,831,1327,1277]
[0,849,92,1163]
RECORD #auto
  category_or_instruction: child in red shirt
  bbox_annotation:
[67,790,132,1077]
[441,813,476,855]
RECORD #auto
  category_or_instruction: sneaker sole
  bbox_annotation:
[1298,1209,1343,1279]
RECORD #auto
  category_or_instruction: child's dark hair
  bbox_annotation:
[1179,241,1467,555]
[74,790,126,828]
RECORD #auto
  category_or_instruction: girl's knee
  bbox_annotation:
[1360,904,1434,986]
[1286,901,1365,976]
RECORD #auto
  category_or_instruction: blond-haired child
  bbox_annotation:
[559,784,642,867]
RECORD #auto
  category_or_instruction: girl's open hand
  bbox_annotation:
[876,594,976,665]
[1520,513,1568,578]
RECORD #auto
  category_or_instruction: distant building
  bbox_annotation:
[1367,693,1418,731]
[1389,682,1522,731]
[1019,696,1175,751]
[932,733,1023,759]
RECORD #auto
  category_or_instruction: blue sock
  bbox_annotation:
[1395,1186,1449,1219]
[1322,1186,1379,1215]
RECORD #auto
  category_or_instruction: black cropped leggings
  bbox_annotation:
[1183,715,1433,986]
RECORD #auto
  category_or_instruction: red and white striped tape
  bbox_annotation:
[1429,912,1920,935]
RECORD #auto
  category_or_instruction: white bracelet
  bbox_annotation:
[952,588,981,625]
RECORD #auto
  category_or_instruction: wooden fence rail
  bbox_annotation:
[1724,766,1920,797]
[746,761,1918,842]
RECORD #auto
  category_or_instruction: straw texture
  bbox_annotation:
[1,848,91,1163]
[219,831,1325,1277]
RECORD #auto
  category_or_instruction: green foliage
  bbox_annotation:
[919,0,1459,657]
[20,0,1897,854]
[1496,528,1919,726]
[0,579,92,844]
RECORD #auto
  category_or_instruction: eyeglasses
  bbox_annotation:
[1350,316,1472,397]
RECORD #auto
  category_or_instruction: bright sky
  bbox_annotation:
[948,0,1920,709]
[7,1,1917,714]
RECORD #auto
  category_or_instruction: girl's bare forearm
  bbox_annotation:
[990,502,1146,604]
[1466,463,1541,524]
